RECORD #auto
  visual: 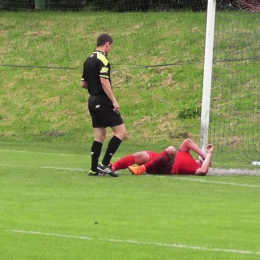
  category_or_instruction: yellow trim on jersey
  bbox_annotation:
[96,52,109,65]
[100,67,109,73]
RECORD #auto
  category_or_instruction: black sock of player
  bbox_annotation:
[102,136,122,166]
[90,141,103,172]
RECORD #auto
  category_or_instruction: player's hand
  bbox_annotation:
[206,144,214,153]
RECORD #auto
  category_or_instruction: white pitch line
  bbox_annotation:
[0,164,27,168]
[0,164,87,173]
[41,166,86,172]
[6,229,260,256]
[176,177,260,188]
[0,148,113,159]
[145,174,260,188]
[0,148,73,156]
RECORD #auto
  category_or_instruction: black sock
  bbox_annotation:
[102,136,122,166]
[90,141,103,172]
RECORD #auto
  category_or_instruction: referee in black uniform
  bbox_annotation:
[80,33,126,177]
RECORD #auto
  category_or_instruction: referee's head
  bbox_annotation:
[97,34,113,47]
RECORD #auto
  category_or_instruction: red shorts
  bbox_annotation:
[145,150,173,174]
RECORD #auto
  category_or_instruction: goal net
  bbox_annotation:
[209,1,260,165]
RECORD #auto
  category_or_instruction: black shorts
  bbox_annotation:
[88,95,124,128]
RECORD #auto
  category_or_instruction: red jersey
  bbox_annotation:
[172,151,200,175]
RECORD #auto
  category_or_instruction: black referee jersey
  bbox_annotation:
[81,50,111,96]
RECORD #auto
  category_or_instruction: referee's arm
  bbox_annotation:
[100,77,120,113]
[80,79,88,89]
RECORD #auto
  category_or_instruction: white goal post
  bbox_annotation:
[200,0,216,153]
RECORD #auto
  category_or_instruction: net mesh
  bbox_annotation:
[210,7,260,163]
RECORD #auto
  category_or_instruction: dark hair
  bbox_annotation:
[96,33,113,47]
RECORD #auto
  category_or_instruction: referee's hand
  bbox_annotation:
[113,100,120,113]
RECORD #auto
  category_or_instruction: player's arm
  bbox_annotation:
[179,138,206,160]
[195,144,214,176]
[100,77,119,113]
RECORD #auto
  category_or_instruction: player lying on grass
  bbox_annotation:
[111,138,213,176]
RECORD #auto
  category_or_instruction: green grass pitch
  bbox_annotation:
[1,142,260,260]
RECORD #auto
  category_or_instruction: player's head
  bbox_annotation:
[97,33,113,47]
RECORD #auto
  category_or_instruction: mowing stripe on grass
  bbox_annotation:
[1,163,260,188]
[6,229,260,256]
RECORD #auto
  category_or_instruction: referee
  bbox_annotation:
[80,33,126,177]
